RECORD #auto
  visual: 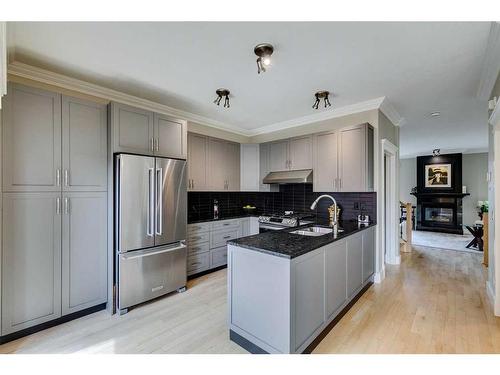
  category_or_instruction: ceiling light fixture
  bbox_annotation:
[432,148,441,156]
[254,43,274,74]
[312,91,332,110]
[214,88,230,108]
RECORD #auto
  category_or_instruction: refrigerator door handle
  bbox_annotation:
[156,167,163,235]
[147,167,154,237]
[120,242,186,260]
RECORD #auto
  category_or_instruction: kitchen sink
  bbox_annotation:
[290,226,342,237]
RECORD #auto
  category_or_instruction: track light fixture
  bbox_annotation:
[214,89,230,108]
[254,43,274,74]
[312,91,332,110]
[432,149,441,157]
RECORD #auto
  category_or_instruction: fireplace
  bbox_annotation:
[412,153,468,235]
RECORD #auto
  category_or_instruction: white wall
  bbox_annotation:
[399,158,416,205]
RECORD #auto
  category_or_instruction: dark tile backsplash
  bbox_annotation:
[188,184,376,225]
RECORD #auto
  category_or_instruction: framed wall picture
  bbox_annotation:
[425,163,451,188]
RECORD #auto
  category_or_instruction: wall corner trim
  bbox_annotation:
[477,22,500,100]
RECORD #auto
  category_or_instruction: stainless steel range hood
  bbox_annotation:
[263,169,313,184]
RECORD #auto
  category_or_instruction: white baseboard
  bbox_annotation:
[374,265,385,283]
[386,255,401,265]
[486,280,500,316]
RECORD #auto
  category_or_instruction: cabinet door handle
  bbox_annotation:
[188,179,191,189]
[192,179,194,189]
[56,197,61,215]
[155,138,159,152]
[64,169,69,186]
[150,138,154,152]
[56,169,61,186]
[64,197,69,214]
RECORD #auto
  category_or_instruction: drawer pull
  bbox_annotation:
[223,223,230,226]
[190,261,201,266]
[191,236,201,240]
[223,235,231,239]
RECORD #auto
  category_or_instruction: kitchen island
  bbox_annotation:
[227,221,376,354]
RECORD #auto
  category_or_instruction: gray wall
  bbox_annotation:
[399,153,488,225]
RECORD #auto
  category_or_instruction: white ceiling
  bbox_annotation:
[7,22,493,157]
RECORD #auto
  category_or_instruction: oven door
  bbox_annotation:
[259,223,287,233]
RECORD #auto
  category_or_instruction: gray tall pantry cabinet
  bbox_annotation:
[1,83,108,336]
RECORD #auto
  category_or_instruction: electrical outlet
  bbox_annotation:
[354,202,359,210]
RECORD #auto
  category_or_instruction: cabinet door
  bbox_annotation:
[154,113,186,159]
[187,132,208,191]
[240,144,260,191]
[2,83,61,192]
[268,140,289,172]
[208,138,227,191]
[346,234,363,298]
[313,131,338,192]
[338,126,366,192]
[293,252,325,351]
[62,192,107,315]
[62,96,107,192]
[325,240,347,319]
[1,193,62,335]
[289,135,312,170]
[259,143,270,191]
[362,227,376,282]
[226,141,240,191]
[112,102,154,154]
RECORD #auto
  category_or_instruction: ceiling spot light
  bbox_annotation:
[214,89,230,108]
[430,111,441,117]
[312,91,332,110]
[254,43,274,74]
[432,149,441,156]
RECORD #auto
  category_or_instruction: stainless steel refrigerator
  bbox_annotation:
[115,153,187,314]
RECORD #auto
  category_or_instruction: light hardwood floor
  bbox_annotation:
[1,245,499,354]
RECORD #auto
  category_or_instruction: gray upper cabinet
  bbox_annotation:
[208,137,227,191]
[62,96,107,192]
[268,140,289,172]
[207,137,240,191]
[288,135,312,170]
[154,113,187,159]
[187,132,208,191]
[1,193,62,335]
[111,102,154,154]
[338,124,374,192]
[313,124,374,192]
[313,131,338,192]
[62,192,107,315]
[2,83,62,192]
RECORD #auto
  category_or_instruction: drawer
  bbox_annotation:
[210,229,239,248]
[187,252,210,275]
[188,232,210,244]
[211,219,240,231]
[188,222,211,234]
[188,242,210,256]
[210,246,227,268]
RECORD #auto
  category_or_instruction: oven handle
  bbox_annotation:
[259,224,287,230]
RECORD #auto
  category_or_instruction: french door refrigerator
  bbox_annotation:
[115,153,187,314]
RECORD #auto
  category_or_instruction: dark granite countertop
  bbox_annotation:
[227,220,377,259]
[188,213,259,224]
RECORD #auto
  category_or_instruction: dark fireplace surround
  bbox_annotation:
[412,153,468,235]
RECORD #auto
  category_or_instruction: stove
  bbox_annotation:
[258,211,315,232]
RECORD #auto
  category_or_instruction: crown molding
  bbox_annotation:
[7,61,402,138]
[249,97,386,136]
[379,97,405,127]
[7,61,253,137]
[477,22,500,100]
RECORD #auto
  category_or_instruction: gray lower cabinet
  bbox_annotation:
[62,192,107,315]
[2,83,62,192]
[62,96,107,192]
[325,239,347,319]
[228,225,376,354]
[1,193,62,335]
[347,233,363,298]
